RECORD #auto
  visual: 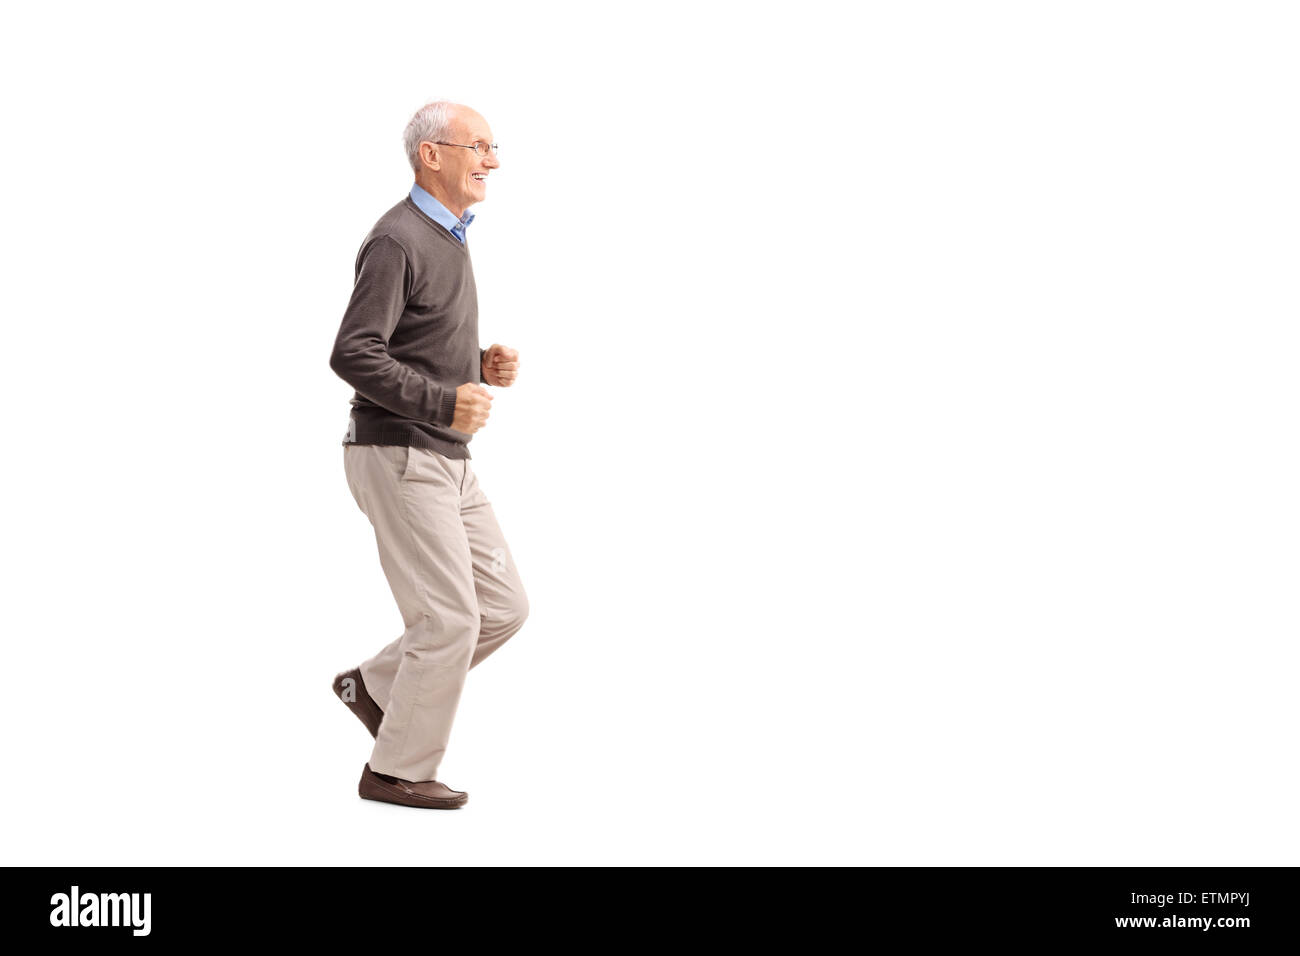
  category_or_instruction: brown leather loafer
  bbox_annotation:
[332,667,384,738]
[358,763,468,809]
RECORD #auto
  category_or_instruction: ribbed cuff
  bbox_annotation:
[436,388,458,427]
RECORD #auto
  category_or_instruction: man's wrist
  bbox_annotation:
[436,388,458,427]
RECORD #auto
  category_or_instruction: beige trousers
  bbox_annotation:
[343,443,528,782]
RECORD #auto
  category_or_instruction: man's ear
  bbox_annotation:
[421,141,440,170]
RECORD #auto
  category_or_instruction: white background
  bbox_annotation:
[2,1,1297,865]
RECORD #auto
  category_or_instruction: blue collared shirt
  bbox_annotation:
[408,183,475,243]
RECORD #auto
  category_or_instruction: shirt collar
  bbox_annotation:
[409,183,475,241]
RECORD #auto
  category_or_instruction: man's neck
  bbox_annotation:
[414,177,465,219]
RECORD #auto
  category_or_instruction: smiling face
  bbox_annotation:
[415,106,500,219]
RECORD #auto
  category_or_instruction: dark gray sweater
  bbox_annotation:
[330,195,485,459]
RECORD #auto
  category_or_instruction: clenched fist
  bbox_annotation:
[451,382,493,434]
[482,344,521,387]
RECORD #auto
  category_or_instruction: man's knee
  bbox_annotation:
[507,590,529,634]
[404,607,481,658]
[487,589,528,639]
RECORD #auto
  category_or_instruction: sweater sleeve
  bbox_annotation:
[329,234,458,427]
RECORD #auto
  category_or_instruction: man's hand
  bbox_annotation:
[481,344,521,387]
[451,382,493,434]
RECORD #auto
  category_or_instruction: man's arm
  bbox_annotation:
[329,234,457,427]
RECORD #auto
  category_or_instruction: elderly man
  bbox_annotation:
[328,101,528,810]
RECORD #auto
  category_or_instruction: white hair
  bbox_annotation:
[403,101,462,173]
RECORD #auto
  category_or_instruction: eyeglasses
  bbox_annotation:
[435,140,499,158]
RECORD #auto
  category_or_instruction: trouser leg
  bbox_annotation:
[460,458,529,669]
[357,455,530,700]
[357,633,402,711]
[344,443,479,782]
